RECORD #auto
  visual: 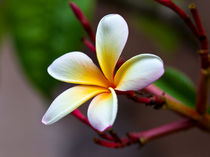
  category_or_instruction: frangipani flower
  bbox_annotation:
[42,14,164,132]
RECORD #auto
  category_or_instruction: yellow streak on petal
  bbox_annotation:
[114,54,164,91]
[87,87,118,132]
[96,14,128,82]
[48,52,110,88]
[42,85,109,125]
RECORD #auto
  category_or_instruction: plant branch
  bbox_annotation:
[81,38,96,53]
[128,118,194,144]
[95,118,194,148]
[107,129,122,143]
[71,109,114,141]
[189,3,209,114]
[154,0,209,119]
[189,4,206,41]
[116,90,165,108]
[154,0,200,38]
[144,85,210,130]
[69,2,95,43]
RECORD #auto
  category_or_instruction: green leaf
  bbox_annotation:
[154,67,196,109]
[4,0,95,97]
[0,2,7,46]
[134,15,180,54]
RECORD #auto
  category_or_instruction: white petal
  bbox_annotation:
[48,52,110,87]
[115,54,164,91]
[96,14,128,82]
[42,85,108,125]
[87,88,118,132]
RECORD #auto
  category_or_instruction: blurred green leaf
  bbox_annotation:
[4,0,95,97]
[154,67,196,109]
[134,15,180,53]
[0,2,6,46]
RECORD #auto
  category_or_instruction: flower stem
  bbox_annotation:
[189,4,206,40]
[107,129,122,143]
[95,119,194,148]
[81,38,96,53]
[145,85,210,130]
[154,0,209,121]
[128,118,194,144]
[69,2,95,43]
[189,3,209,114]
[154,0,200,38]
[195,69,209,114]
[116,90,164,106]
[71,109,114,141]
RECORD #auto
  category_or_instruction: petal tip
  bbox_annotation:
[47,63,55,78]
[103,125,112,131]
[41,118,47,125]
[41,116,51,125]
[96,125,112,132]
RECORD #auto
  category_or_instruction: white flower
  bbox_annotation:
[42,14,164,132]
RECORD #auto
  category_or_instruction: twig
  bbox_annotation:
[94,137,131,148]
[69,2,95,43]
[155,0,200,38]
[128,118,194,144]
[189,3,209,114]
[189,3,206,41]
[107,129,122,143]
[95,118,194,148]
[71,109,114,141]
[116,90,165,107]
[144,85,210,130]
[81,38,96,53]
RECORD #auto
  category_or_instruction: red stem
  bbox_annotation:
[189,4,209,114]
[189,4,206,39]
[69,2,95,43]
[195,70,209,114]
[71,109,90,126]
[108,129,122,143]
[95,118,194,148]
[154,0,200,38]
[155,0,209,115]
[128,118,194,144]
[94,137,131,148]
[82,38,96,53]
[116,90,165,107]
[94,138,119,148]
[71,109,114,141]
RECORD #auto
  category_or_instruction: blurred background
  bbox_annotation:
[0,0,210,156]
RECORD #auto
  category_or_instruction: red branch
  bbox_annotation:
[189,4,209,65]
[71,109,114,141]
[128,118,194,144]
[69,2,95,43]
[154,0,199,38]
[189,4,206,41]
[189,4,209,114]
[107,129,122,143]
[95,118,194,148]
[154,0,210,115]
[94,137,131,148]
[116,90,165,108]
[82,38,96,53]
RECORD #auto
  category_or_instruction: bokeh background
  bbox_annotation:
[0,0,210,156]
